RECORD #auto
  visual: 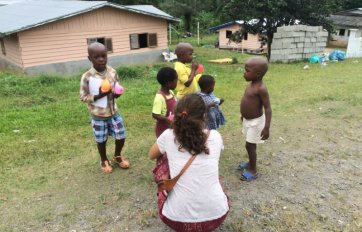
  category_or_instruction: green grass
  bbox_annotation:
[0,45,361,231]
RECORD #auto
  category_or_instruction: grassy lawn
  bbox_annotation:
[0,40,361,231]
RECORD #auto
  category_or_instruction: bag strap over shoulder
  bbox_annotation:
[170,130,211,182]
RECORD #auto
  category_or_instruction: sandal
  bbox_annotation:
[240,171,258,181]
[100,160,113,173]
[113,156,130,169]
[238,161,249,170]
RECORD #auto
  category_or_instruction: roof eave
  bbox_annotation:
[209,21,242,31]
[108,3,179,23]
[2,2,179,36]
[2,2,107,36]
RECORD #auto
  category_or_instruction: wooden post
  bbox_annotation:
[197,21,200,46]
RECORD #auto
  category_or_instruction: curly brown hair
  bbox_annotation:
[172,94,209,155]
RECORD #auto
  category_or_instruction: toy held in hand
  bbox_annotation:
[168,113,174,121]
[114,82,124,95]
[197,64,204,74]
[101,79,111,92]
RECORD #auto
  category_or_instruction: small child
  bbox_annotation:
[197,75,225,130]
[151,67,178,186]
[174,42,202,99]
[239,57,272,181]
[80,42,130,173]
[152,67,178,138]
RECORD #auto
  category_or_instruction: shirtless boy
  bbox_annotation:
[239,57,272,181]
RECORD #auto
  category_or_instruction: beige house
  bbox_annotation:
[209,21,266,53]
[0,1,178,74]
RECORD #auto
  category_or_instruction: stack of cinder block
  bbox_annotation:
[270,25,328,63]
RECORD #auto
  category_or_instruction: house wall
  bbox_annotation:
[346,29,362,57]
[17,6,168,71]
[24,49,166,74]
[0,34,23,70]
[218,24,261,50]
[329,27,362,47]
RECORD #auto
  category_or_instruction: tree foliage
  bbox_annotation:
[86,0,359,55]
[223,0,341,60]
[89,0,226,34]
[342,0,362,9]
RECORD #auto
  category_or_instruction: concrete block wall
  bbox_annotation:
[270,25,328,63]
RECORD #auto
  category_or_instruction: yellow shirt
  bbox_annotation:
[152,90,176,116]
[174,61,201,99]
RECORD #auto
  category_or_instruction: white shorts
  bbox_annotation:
[242,114,265,144]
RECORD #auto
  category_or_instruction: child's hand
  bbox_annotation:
[209,102,217,107]
[261,127,270,140]
[99,86,112,95]
[166,118,172,125]
[191,62,199,72]
[219,98,224,105]
[95,87,111,101]
[114,93,122,98]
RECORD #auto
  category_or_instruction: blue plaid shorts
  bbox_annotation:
[91,113,126,143]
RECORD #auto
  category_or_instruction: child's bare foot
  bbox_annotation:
[113,156,130,169]
[100,160,113,173]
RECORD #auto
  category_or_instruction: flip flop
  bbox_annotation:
[114,156,130,169]
[238,161,249,170]
[240,171,258,181]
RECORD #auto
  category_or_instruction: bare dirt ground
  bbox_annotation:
[144,102,362,231]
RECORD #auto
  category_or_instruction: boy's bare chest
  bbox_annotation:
[243,86,259,99]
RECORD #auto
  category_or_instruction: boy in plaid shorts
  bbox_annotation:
[80,42,130,173]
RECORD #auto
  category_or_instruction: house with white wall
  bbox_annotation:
[329,8,362,47]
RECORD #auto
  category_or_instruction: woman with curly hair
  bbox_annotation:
[149,94,229,232]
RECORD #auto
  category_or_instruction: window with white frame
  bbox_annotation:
[130,33,157,49]
[0,38,5,55]
[87,37,113,53]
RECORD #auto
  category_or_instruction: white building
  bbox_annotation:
[329,8,362,47]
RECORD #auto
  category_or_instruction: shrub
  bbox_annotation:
[232,57,239,64]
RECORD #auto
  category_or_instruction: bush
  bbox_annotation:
[116,66,143,79]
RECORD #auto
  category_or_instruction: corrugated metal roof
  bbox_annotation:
[209,20,261,31]
[0,0,179,36]
[330,8,362,27]
[329,15,362,27]
[209,21,244,31]
[125,5,175,20]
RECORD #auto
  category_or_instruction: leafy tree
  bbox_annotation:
[342,0,362,9]
[159,0,198,33]
[195,10,222,35]
[159,0,227,34]
[86,0,228,35]
[223,0,341,60]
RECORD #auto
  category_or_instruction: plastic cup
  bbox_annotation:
[197,64,204,74]
[114,82,124,95]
